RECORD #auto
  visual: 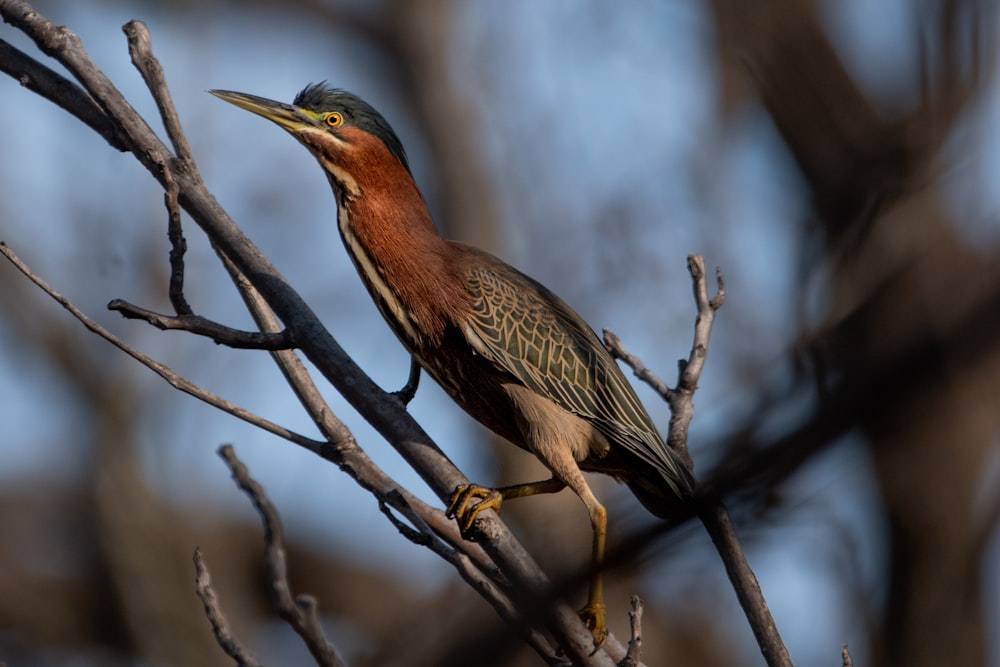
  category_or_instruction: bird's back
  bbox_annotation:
[428,243,694,511]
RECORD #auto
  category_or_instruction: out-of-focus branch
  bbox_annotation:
[218,445,347,667]
[618,596,643,667]
[193,548,264,667]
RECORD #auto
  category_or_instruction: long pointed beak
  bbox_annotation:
[209,89,314,132]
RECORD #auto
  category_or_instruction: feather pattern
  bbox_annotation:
[459,251,693,497]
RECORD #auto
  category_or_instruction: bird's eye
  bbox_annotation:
[325,112,344,127]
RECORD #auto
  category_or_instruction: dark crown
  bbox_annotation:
[294,83,409,172]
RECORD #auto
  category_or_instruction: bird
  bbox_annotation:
[210,83,695,645]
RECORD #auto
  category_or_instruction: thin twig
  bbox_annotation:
[218,445,347,667]
[393,357,422,405]
[681,257,789,667]
[193,548,265,667]
[603,256,790,667]
[0,242,322,453]
[603,330,672,401]
[618,596,643,667]
[162,166,194,315]
[122,20,194,163]
[699,502,790,667]
[108,299,294,349]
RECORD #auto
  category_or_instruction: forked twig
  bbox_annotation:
[218,445,347,667]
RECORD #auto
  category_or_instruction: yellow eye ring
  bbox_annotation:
[325,112,344,127]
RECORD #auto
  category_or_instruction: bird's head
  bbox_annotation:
[210,83,410,196]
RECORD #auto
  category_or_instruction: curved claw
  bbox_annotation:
[446,484,503,540]
[578,601,608,648]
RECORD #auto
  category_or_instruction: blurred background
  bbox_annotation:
[1,1,998,665]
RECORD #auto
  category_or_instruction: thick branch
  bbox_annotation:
[0,37,129,150]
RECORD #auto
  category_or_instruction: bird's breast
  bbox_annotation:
[337,206,425,347]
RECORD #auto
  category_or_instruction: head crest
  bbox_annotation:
[294,83,409,172]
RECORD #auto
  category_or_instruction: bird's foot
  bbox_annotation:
[578,601,608,649]
[391,384,417,406]
[446,484,503,540]
[391,359,421,406]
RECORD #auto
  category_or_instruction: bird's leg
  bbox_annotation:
[448,473,609,646]
[578,497,609,647]
[392,357,421,405]
[446,477,566,539]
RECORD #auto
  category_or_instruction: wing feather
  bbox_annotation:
[462,261,692,496]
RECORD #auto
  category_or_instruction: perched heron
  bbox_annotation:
[211,84,694,644]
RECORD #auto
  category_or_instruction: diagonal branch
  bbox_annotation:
[0,241,322,453]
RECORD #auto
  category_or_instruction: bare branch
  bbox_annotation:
[681,257,790,667]
[603,330,672,402]
[107,299,295,349]
[699,503,790,667]
[0,242,322,453]
[123,20,194,163]
[193,548,265,667]
[218,445,347,667]
[0,37,129,150]
[162,165,194,315]
[603,256,790,667]
[617,596,643,667]
[841,644,853,667]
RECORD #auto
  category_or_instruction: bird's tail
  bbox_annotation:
[627,464,695,521]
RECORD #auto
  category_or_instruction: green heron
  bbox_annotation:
[210,84,694,644]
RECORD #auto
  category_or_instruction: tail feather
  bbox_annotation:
[627,465,694,521]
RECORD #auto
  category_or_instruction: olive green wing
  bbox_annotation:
[461,258,692,497]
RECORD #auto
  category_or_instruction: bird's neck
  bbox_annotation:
[336,176,463,348]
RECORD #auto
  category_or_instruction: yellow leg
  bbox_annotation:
[578,500,608,647]
[448,475,609,647]
[446,478,566,537]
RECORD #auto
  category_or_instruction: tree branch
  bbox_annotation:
[606,256,790,667]
[107,299,295,349]
[0,241,321,452]
[218,445,347,667]
[0,37,129,150]
[617,596,643,667]
[193,547,265,667]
